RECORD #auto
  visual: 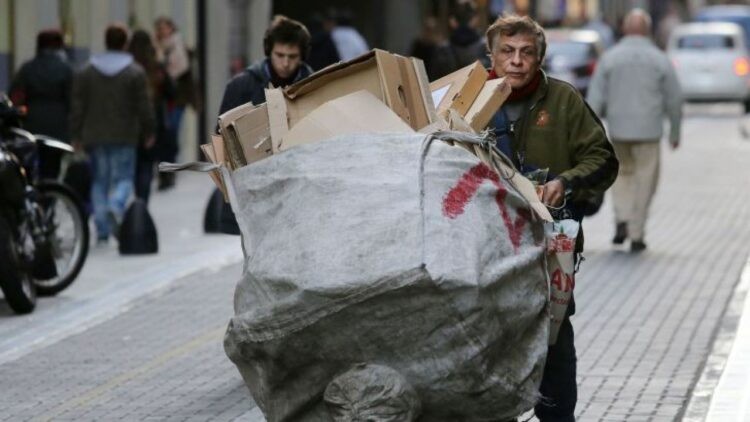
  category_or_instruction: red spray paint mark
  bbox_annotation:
[442,163,528,252]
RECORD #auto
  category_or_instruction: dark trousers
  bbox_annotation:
[135,153,154,203]
[535,310,577,422]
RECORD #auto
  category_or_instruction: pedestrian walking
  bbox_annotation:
[129,29,173,203]
[448,0,490,71]
[327,8,369,62]
[409,17,455,80]
[70,24,155,244]
[587,8,683,253]
[306,12,340,71]
[486,13,619,420]
[154,16,192,190]
[9,29,73,179]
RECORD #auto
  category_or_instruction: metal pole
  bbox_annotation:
[197,0,207,154]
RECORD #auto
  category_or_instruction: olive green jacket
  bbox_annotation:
[503,72,619,214]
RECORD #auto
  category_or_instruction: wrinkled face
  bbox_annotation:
[490,33,541,90]
[270,43,302,80]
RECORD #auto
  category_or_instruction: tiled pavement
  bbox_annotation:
[569,107,750,421]
[0,105,748,421]
[0,263,255,422]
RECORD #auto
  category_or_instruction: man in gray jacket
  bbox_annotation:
[587,9,682,252]
[71,24,155,243]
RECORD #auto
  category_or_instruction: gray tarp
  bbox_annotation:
[223,132,549,421]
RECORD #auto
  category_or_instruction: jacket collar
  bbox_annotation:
[620,35,654,46]
[247,59,312,87]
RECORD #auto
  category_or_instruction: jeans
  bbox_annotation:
[90,145,136,239]
[159,107,184,163]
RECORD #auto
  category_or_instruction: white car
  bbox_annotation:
[543,29,604,96]
[667,22,750,111]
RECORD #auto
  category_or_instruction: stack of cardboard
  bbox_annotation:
[430,61,512,132]
[202,49,512,200]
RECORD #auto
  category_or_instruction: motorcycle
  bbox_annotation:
[0,94,89,314]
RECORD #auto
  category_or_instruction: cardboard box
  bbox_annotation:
[430,61,488,118]
[200,139,228,200]
[266,49,434,149]
[464,77,511,132]
[218,103,273,167]
[281,90,414,151]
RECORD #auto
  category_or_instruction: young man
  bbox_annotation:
[218,15,314,114]
[486,14,619,421]
[71,24,154,244]
[587,9,683,252]
[214,15,314,235]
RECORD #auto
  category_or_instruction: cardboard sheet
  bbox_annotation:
[230,104,273,163]
[280,90,414,151]
[465,78,512,132]
[430,61,488,118]
[278,49,431,137]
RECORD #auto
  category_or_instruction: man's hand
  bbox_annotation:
[542,179,565,207]
[71,140,83,153]
[670,140,679,150]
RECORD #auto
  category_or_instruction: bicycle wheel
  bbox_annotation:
[0,215,36,314]
[32,182,89,296]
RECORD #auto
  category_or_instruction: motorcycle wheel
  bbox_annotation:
[32,182,89,296]
[0,215,36,314]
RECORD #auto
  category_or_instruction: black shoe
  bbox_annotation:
[631,240,647,252]
[612,222,628,244]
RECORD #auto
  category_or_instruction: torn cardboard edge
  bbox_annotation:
[430,61,488,118]
[218,102,275,168]
[273,49,435,139]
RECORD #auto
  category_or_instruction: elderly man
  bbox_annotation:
[486,14,619,421]
[587,9,683,252]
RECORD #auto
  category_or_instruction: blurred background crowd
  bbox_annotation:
[0,0,747,167]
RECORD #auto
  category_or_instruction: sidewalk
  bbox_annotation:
[0,171,242,364]
[568,106,750,421]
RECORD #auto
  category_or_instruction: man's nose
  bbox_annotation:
[511,50,522,65]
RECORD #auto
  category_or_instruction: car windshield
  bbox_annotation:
[677,34,735,49]
[546,41,592,61]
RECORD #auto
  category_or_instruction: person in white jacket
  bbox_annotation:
[587,8,683,253]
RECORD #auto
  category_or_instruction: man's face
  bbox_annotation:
[490,33,542,90]
[270,43,302,80]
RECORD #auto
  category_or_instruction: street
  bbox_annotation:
[1,103,750,421]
